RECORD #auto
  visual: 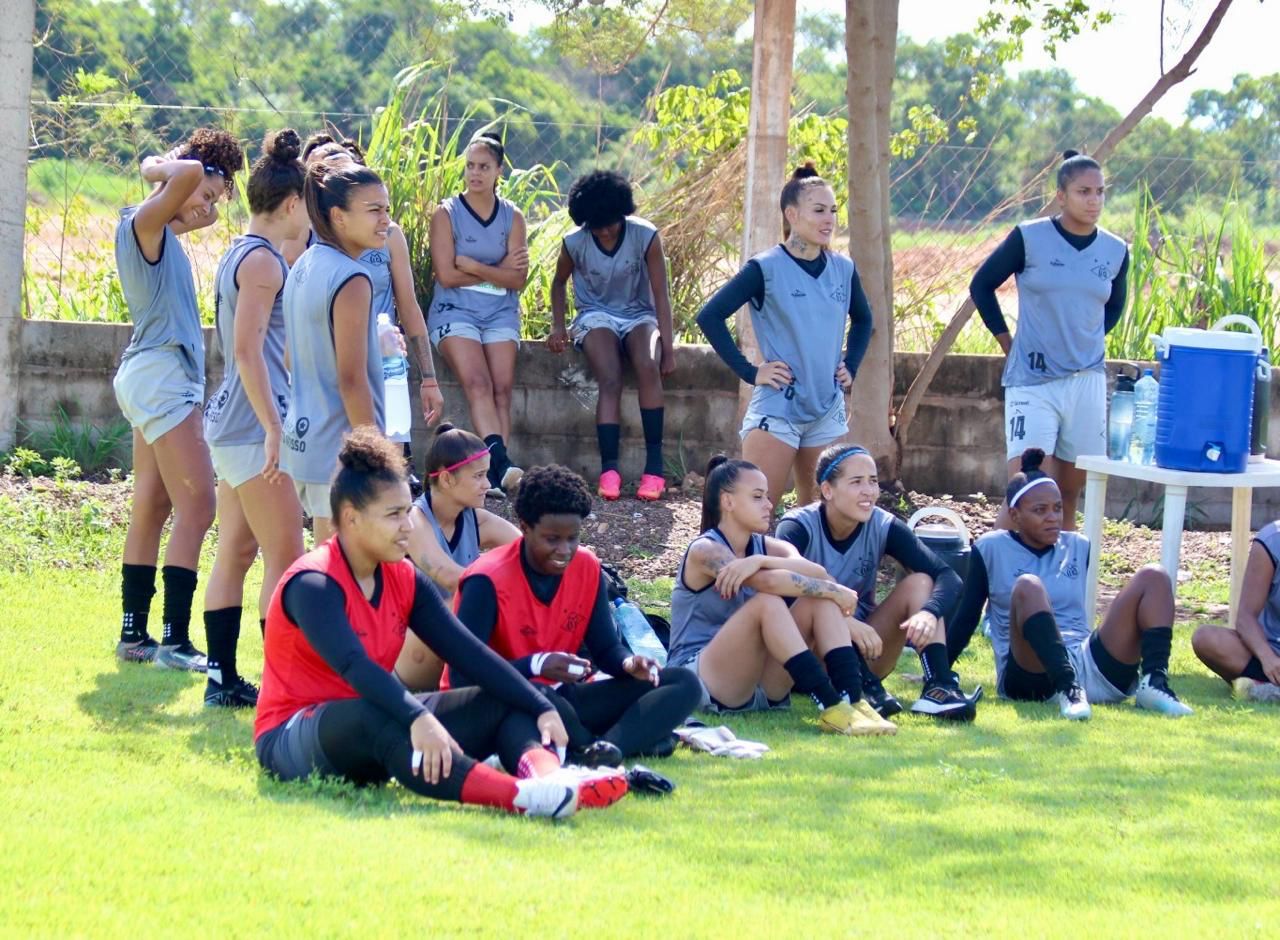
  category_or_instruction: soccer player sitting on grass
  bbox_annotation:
[1192,520,1280,702]
[442,465,701,765]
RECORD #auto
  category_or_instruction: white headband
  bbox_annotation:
[1010,476,1055,508]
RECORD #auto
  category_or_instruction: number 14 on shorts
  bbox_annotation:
[1010,415,1026,441]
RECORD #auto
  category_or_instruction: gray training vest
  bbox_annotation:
[1002,217,1128,388]
[115,206,205,385]
[360,242,396,322]
[280,242,384,484]
[1253,521,1280,655]
[427,195,520,333]
[747,245,854,423]
[780,503,891,620]
[412,491,481,602]
[204,236,290,446]
[563,216,657,322]
[669,529,766,668]
[974,529,1091,685]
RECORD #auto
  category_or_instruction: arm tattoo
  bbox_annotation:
[789,572,832,597]
[408,334,436,380]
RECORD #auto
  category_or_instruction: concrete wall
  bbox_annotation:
[18,319,1280,528]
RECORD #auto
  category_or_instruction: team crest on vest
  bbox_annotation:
[563,611,583,634]
[364,250,388,266]
[830,282,847,305]
[1062,560,1080,578]
[294,417,310,438]
[1090,261,1111,281]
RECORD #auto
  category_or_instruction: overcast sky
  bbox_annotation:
[513,1,1279,122]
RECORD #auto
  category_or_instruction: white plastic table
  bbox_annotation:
[1078,455,1280,628]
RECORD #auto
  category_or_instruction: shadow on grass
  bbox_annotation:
[77,662,198,731]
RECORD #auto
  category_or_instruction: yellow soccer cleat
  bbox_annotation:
[853,697,898,735]
[818,699,895,736]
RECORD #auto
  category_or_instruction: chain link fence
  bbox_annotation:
[24,7,1280,351]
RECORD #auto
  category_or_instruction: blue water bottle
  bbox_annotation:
[1108,372,1136,461]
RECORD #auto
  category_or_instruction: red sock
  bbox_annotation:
[459,763,519,811]
[516,747,561,779]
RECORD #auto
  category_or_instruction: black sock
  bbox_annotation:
[596,423,621,474]
[852,646,881,692]
[204,607,242,685]
[919,642,952,687]
[484,435,509,487]
[161,565,198,647]
[1242,656,1269,682]
[120,563,157,643]
[784,651,842,709]
[1021,611,1077,694]
[823,646,864,703]
[1140,626,1173,678]
[640,407,664,477]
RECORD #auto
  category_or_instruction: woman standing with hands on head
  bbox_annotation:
[970,151,1129,530]
[428,134,529,497]
[200,129,309,707]
[280,160,390,543]
[697,163,874,509]
[113,128,244,671]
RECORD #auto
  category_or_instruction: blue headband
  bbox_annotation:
[818,446,870,484]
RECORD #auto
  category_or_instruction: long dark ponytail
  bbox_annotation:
[699,455,758,533]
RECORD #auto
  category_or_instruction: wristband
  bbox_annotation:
[531,652,549,676]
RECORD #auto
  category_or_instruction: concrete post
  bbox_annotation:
[0,1,35,451]
[737,0,796,417]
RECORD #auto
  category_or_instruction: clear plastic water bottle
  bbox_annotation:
[611,598,667,667]
[376,312,412,439]
[1108,373,1136,461]
[1130,369,1159,465]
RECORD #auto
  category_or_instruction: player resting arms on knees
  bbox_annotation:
[1192,520,1280,702]
[946,448,1192,720]
[669,456,897,736]
[442,465,700,764]
[281,160,391,543]
[113,127,244,670]
[201,128,310,706]
[777,444,980,722]
[395,423,520,691]
[548,171,676,502]
[427,134,529,497]
[697,163,873,509]
[254,428,627,818]
[970,151,1129,531]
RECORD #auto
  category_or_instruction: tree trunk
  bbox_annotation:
[844,0,899,476]
[737,0,798,419]
[893,0,1237,455]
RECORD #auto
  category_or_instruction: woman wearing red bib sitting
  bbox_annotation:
[254,428,627,818]
[443,465,701,764]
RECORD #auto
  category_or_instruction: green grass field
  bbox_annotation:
[2,485,1278,936]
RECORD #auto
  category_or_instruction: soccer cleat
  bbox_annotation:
[625,764,675,796]
[549,767,629,810]
[636,473,665,501]
[204,675,260,709]
[910,682,978,721]
[1241,679,1280,703]
[116,636,160,664]
[862,673,903,719]
[1134,673,1194,717]
[1051,684,1091,720]
[818,699,894,736]
[567,739,624,769]
[154,641,209,673]
[501,465,524,494]
[512,776,578,819]
[597,469,622,501]
[852,698,898,735]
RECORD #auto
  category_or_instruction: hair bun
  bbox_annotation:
[434,422,456,436]
[705,454,730,475]
[264,128,302,163]
[1020,447,1047,473]
[1061,149,1080,161]
[792,161,820,180]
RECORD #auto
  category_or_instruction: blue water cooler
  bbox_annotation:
[1153,316,1268,473]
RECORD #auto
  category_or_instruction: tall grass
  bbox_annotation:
[365,63,564,339]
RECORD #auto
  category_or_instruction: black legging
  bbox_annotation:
[315,687,542,802]
[545,666,701,757]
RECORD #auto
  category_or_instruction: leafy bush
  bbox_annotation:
[18,408,131,477]
[4,448,50,479]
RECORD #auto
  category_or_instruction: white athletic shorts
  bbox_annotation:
[570,311,657,348]
[740,394,848,451]
[430,322,520,347]
[113,347,203,445]
[687,651,770,714]
[1004,370,1106,463]
[210,441,266,489]
[294,480,332,520]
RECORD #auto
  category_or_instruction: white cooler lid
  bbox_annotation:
[1161,327,1260,353]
